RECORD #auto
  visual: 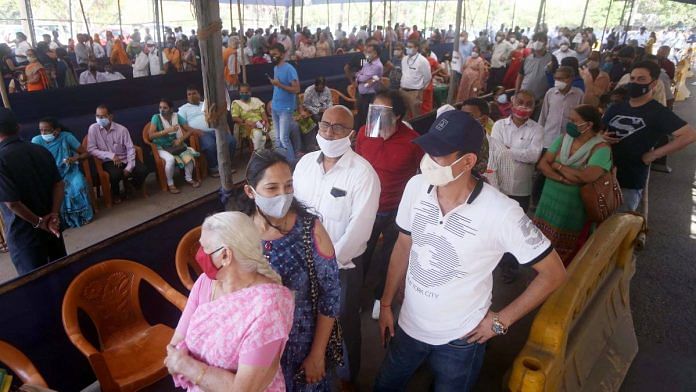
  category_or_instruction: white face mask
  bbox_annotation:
[532,41,544,51]
[316,133,352,158]
[554,80,568,90]
[252,188,294,219]
[419,154,466,186]
[497,94,508,104]
[471,52,479,58]
[406,47,417,56]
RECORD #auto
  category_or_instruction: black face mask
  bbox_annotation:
[271,56,281,65]
[627,81,652,98]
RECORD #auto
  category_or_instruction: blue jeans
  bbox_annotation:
[618,187,643,212]
[374,326,486,392]
[272,109,295,163]
[199,130,237,171]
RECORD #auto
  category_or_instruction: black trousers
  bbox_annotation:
[362,212,399,300]
[356,92,376,131]
[339,255,364,384]
[102,160,148,196]
[10,230,67,275]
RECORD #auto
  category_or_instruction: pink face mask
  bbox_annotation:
[195,246,223,279]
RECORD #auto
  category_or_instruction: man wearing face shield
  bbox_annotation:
[355,91,424,321]
[375,110,566,391]
[293,105,380,389]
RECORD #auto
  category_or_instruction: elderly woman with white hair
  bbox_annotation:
[165,211,294,391]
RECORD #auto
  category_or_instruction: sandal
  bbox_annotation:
[187,180,201,188]
[168,185,181,194]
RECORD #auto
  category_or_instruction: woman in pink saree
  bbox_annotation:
[456,47,488,102]
[165,211,294,391]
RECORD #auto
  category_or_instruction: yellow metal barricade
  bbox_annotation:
[508,213,645,392]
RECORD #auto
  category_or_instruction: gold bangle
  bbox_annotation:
[194,365,208,385]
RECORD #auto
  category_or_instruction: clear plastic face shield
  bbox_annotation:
[365,104,397,140]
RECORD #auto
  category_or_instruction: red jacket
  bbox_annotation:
[356,121,424,212]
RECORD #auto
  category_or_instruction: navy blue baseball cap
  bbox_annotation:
[413,110,484,157]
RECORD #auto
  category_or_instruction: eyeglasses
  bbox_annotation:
[318,121,352,135]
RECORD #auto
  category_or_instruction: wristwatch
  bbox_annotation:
[33,216,43,229]
[491,313,508,335]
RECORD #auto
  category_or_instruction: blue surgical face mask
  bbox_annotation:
[96,117,110,128]
[41,133,56,142]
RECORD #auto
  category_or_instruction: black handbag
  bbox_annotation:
[298,216,345,372]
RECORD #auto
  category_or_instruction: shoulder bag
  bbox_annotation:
[580,145,623,223]
[299,216,345,371]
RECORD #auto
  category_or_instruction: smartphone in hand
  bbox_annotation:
[383,327,391,349]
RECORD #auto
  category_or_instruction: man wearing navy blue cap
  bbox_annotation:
[375,110,566,391]
[0,108,67,276]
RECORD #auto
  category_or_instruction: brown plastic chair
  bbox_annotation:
[0,340,49,387]
[142,124,205,193]
[79,137,100,214]
[174,226,202,291]
[347,84,357,100]
[329,88,358,115]
[62,259,187,392]
[82,136,147,208]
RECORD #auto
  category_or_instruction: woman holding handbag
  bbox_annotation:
[239,150,342,391]
[148,98,200,193]
[534,105,613,264]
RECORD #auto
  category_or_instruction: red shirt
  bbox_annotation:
[356,121,424,212]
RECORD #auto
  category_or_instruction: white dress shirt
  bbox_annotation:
[490,117,544,196]
[400,54,432,90]
[490,40,514,68]
[293,149,381,269]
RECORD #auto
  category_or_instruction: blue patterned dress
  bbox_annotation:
[262,214,341,392]
[31,132,93,228]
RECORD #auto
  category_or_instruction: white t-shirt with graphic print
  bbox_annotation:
[395,174,552,345]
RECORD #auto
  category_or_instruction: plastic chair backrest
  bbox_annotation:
[62,259,183,351]
[0,341,48,387]
[175,226,202,291]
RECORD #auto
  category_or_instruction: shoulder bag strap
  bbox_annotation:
[301,216,320,316]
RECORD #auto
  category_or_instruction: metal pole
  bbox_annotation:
[19,0,37,46]
[228,0,234,30]
[300,0,304,28]
[535,0,545,33]
[369,0,373,33]
[237,0,247,83]
[78,0,91,40]
[430,0,437,32]
[291,0,295,31]
[69,0,74,40]
[448,0,463,104]
[600,0,613,50]
[511,0,516,29]
[580,0,590,29]
[383,0,386,31]
[424,0,428,33]
[117,0,123,37]
[348,0,351,30]
[624,0,636,44]
[485,0,492,33]
[327,0,330,30]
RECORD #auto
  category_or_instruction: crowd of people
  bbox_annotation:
[1,15,696,392]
